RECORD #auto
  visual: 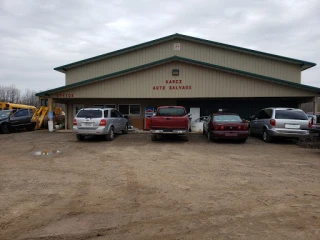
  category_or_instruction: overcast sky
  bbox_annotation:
[0,0,319,93]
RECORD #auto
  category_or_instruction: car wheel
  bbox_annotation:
[239,139,247,143]
[202,128,205,135]
[263,129,272,143]
[151,134,158,141]
[76,134,85,141]
[1,124,10,134]
[28,123,35,131]
[122,124,128,134]
[106,127,115,141]
[207,131,212,142]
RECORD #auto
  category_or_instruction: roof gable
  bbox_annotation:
[54,34,316,73]
[38,56,320,96]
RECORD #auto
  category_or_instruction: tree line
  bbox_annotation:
[0,85,39,107]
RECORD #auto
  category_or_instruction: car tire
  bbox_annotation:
[151,134,157,141]
[122,124,128,134]
[106,127,115,141]
[263,129,272,143]
[239,139,247,143]
[28,123,35,131]
[202,128,205,135]
[76,134,85,141]
[1,124,10,134]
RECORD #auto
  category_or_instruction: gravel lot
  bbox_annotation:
[0,131,320,240]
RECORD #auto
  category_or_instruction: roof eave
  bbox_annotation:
[301,63,317,71]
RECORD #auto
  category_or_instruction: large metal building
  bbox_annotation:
[36,33,319,130]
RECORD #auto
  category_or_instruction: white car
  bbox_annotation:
[190,116,208,133]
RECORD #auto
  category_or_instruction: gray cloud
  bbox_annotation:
[0,0,319,92]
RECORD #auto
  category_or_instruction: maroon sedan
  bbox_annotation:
[203,113,249,142]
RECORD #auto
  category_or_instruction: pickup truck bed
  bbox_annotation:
[149,106,190,141]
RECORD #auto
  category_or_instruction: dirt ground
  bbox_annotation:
[0,131,319,240]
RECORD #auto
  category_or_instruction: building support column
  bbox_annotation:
[313,96,318,114]
[48,98,54,114]
[64,103,68,130]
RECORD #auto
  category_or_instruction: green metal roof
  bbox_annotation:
[54,33,316,72]
[37,56,320,97]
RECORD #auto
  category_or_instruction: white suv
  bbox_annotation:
[249,108,310,142]
[73,108,128,141]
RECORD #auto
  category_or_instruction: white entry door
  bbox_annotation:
[189,107,200,122]
[73,104,84,117]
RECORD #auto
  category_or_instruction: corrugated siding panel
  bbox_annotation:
[66,40,301,85]
[55,62,312,99]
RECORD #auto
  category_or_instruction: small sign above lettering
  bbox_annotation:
[174,43,180,50]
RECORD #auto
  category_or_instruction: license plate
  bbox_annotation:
[81,122,93,127]
[225,132,238,137]
[285,124,300,129]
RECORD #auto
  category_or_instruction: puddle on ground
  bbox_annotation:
[34,150,61,156]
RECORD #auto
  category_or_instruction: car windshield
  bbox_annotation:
[275,110,308,120]
[157,108,186,116]
[76,110,102,118]
[0,111,12,118]
[213,115,242,122]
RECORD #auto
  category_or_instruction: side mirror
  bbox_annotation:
[124,116,128,119]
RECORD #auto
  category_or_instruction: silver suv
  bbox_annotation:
[249,107,310,142]
[73,108,128,141]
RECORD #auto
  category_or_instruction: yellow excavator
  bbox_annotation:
[0,99,62,130]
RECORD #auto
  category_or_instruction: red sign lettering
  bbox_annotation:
[56,93,74,98]
[166,80,182,84]
[152,80,191,91]
[153,86,166,90]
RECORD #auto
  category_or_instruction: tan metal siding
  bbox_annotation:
[55,62,312,99]
[66,40,301,85]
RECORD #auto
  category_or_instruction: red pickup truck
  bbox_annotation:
[149,106,191,141]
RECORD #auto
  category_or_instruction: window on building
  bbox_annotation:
[118,104,141,116]
[105,104,116,109]
[130,105,140,115]
[94,105,104,108]
[119,105,129,115]
[41,99,48,107]
[94,104,116,109]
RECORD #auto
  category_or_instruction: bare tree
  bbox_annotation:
[21,89,39,107]
[0,86,7,101]
[0,85,40,108]
[0,85,21,103]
